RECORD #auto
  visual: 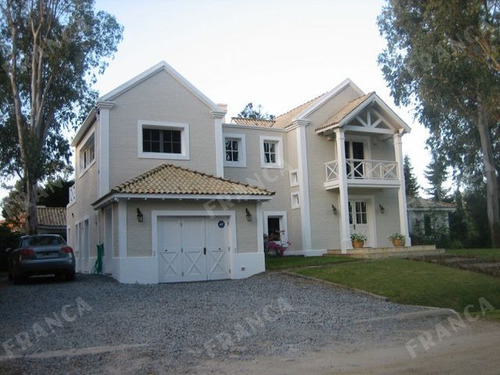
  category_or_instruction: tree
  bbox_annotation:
[424,152,450,202]
[404,155,420,198]
[0,0,123,234]
[237,102,275,120]
[378,0,500,247]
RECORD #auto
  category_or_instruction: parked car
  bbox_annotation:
[7,234,75,284]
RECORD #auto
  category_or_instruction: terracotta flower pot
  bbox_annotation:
[392,238,405,247]
[352,240,365,248]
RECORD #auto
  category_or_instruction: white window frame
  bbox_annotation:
[291,192,300,209]
[264,211,288,244]
[79,131,96,177]
[289,169,299,187]
[223,133,246,167]
[138,120,190,160]
[260,135,283,168]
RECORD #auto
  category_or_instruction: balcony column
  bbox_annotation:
[393,132,411,245]
[334,128,351,253]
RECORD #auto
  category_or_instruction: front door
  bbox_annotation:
[349,200,369,240]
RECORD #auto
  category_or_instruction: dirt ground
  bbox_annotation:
[190,320,500,375]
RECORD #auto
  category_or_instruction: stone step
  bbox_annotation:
[324,245,444,259]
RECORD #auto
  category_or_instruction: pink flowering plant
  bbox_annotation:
[264,230,291,257]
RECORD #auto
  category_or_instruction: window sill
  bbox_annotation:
[78,160,96,179]
[138,152,189,160]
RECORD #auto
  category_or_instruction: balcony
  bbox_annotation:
[69,184,76,206]
[324,159,400,189]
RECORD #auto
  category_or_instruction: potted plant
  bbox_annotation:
[351,233,367,248]
[388,233,406,247]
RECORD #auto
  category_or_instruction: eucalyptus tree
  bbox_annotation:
[0,0,123,233]
[378,0,500,246]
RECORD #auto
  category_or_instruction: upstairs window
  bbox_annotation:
[143,128,181,154]
[223,134,246,167]
[260,135,283,168]
[138,121,189,160]
[79,133,95,175]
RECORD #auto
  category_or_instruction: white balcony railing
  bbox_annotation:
[325,159,399,182]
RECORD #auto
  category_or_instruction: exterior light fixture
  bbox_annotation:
[379,204,385,214]
[331,204,338,215]
[245,208,252,222]
[137,208,144,223]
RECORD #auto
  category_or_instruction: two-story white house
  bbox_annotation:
[67,61,411,284]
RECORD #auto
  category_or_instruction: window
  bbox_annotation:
[138,121,189,160]
[79,133,95,175]
[291,192,300,209]
[143,128,181,154]
[260,136,283,168]
[290,170,299,187]
[264,212,288,243]
[223,134,246,167]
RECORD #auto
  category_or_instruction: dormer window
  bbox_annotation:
[138,120,189,160]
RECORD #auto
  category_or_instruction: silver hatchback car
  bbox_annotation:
[7,234,75,283]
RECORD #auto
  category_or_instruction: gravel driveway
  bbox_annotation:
[0,272,447,374]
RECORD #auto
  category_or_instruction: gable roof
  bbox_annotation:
[407,197,456,211]
[37,207,66,227]
[315,92,375,132]
[93,164,274,207]
[315,92,411,134]
[99,61,221,112]
[271,79,365,129]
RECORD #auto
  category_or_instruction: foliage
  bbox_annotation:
[1,178,73,232]
[237,102,275,120]
[0,223,21,270]
[387,232,405,242]
[350,232,367,242]
[264,231,290,257]
[378,0,500,247]
[410,211,452,248]
[403,155,420,198]
[424,152,450,202]
[294,259,500,319]
[0,0,123,233]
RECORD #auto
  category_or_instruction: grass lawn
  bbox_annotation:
[265,255,359,271]
[292,259,500,319]
[445,248,500,261]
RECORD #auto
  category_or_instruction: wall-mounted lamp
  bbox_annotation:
[136,208,144,223]
[331,204,338,215]
[379,204,385,214]
[245,208,252,222]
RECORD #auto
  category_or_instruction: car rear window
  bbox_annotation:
[22,236,64,247]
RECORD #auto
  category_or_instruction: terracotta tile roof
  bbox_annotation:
[407,197,456,210]
[230,117,276,127]
[111,164,274,196]
[37,207,67,227]
[316,92,374,132]
[272,92,328,129]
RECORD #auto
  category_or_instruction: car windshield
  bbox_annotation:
[22,236,64,247]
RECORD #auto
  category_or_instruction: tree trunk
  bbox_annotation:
[476,101,500,248]
[25,176,38,235]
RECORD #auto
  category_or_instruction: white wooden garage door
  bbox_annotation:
[157,216,230,282]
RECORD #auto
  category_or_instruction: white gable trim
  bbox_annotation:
[99,61,221,112]
[293,79,365,122]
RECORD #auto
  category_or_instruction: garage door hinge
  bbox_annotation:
[181,248,183,253]
[229,268,231,274]
[182,272,184,276]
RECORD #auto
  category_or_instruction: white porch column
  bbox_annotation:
[335,129,351,253]
[117,200,128,257]
[211,110,226,178]
[96,101,114,198]
[393,132,411,245]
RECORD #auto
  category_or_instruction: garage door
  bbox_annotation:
[157,216,230,282]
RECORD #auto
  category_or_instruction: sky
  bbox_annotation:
[1,0,434,208]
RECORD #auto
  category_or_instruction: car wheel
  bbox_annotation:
[66,271,76,281]
[8,272,13,281]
